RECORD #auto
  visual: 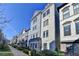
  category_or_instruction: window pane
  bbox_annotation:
[64,25,71,36]
[43,13,46,17]
[35,43,37,48]
[46,19,48,26]
[33,17,37,24]
[35,25,37,30]
[43,31,45,38]
[36,33,38,37]
[43,19,48,27]
[33,34,35,38]
[46,30,48,37]
[43,21,45,27]
[63,12,70,19]
[47,9,50,15]
[63,6,69,12]
[62,6,70,19]
[76,22,79,34]
[44,43,47,50]
[73,3,79,14]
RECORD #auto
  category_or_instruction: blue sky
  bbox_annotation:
[0,3,47,40]
[0,3,62,40]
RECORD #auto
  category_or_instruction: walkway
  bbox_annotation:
[9,46,28,56]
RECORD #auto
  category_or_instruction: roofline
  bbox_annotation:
[42,3,54,13]
[32,11,42,19]
[26,28,30,32]
[57,3,68,12]
[31,11,42,22]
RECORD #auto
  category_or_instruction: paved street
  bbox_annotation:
[9,46,28,56]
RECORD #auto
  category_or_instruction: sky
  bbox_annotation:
[0,3,62,40]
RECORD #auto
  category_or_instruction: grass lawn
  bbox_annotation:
[0,49,11,52]
[0,45,13,56]
[0,52,13,56]
[59,51,65,56]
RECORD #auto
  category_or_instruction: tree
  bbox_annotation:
[0,29,7,49]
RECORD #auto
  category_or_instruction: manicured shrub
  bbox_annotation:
[58,51,65,56]
[23,49,29,55]
[13,45,17,48]
[31,50,59,56]
[35,51,44,56]
[17,47,23,51]
[11,44,17,48]
[39,50,54,56]
[31,50,37,56]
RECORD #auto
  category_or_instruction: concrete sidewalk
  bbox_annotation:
[9,46,28,56]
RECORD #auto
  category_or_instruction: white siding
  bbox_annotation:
[30,11,42,39]
[41,4,56,50]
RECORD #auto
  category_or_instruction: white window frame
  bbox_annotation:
[62,6,70,19]
[63,23,71,36]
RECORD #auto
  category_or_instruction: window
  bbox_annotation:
[32,43,34,49]
[35,25,37,30]
[33,27,34,31]
[75,22,79,34]
[33,25,37,31]
[36,33,38,37]
[43,13,46,17]
[33,34,35,38]
[43,31,45,38]
[73,3,79,15]
[30,43,32,47]
[43,19,48,27]
[43,21,45,27]
[33,17,37,24]
[35,43,37,48]
[43,30,49,38]
[46,19,48,26]
[44,43,47,50]
[43,9,50,18]
[31,36,32,39]
[62,6,70,19]
[46,30,48,37]
[64,24,71,36]
[47,9,50,15]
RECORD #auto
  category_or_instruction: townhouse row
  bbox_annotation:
[11,3,79,54]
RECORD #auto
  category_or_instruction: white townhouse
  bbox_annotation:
[41,4,59,51]
[27,29,31,47]
[17,29,30,47]
[29,10,42,51]
[11,36,17,44]
[21,29,30,47]
[16,34,22,46]
[59,3,79,53]
[25,29,31,47]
